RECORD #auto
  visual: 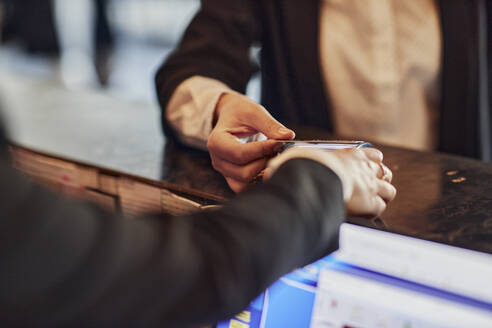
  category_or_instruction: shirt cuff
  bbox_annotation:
[165,76,240,150]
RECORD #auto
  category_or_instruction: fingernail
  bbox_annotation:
[377,151,384,162]
[278,127,292,135]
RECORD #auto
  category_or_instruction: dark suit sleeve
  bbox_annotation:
[0,132,345,327]
[155,0,260,136]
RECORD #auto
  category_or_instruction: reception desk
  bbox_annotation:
[1,71,492,326]
[2,70,491,255]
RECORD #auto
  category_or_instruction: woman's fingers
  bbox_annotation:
[361,147,384,162]
[225,177,248,193]
[377,162,393,183]
[377,179,397,203]
[361,148,393,182]
[212,155,268,183]
[372,196,388,218]
[263,146,397,218]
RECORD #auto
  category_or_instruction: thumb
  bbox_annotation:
[246,106,295,140]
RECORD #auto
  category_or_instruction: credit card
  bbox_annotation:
[274,140,372,152]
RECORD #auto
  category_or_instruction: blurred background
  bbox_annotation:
[0,0,201,103]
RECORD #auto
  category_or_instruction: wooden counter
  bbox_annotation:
[2,70,491,256]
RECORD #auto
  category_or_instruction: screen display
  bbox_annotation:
[217,224,492,328]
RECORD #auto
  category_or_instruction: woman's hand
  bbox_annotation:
[264,147,396,218]
[207,94,295,193]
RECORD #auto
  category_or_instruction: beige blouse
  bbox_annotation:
[320,0,442,150]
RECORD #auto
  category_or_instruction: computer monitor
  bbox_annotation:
[217,223,492,328]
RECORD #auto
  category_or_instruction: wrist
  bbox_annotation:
[266,149,352,201]
[213,93,236,126]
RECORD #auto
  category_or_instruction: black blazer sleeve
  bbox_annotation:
[155,0,259,137]
[0,127,345,327]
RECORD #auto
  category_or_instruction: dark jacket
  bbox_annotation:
[156,0,492,161]
[0,119,345,327]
